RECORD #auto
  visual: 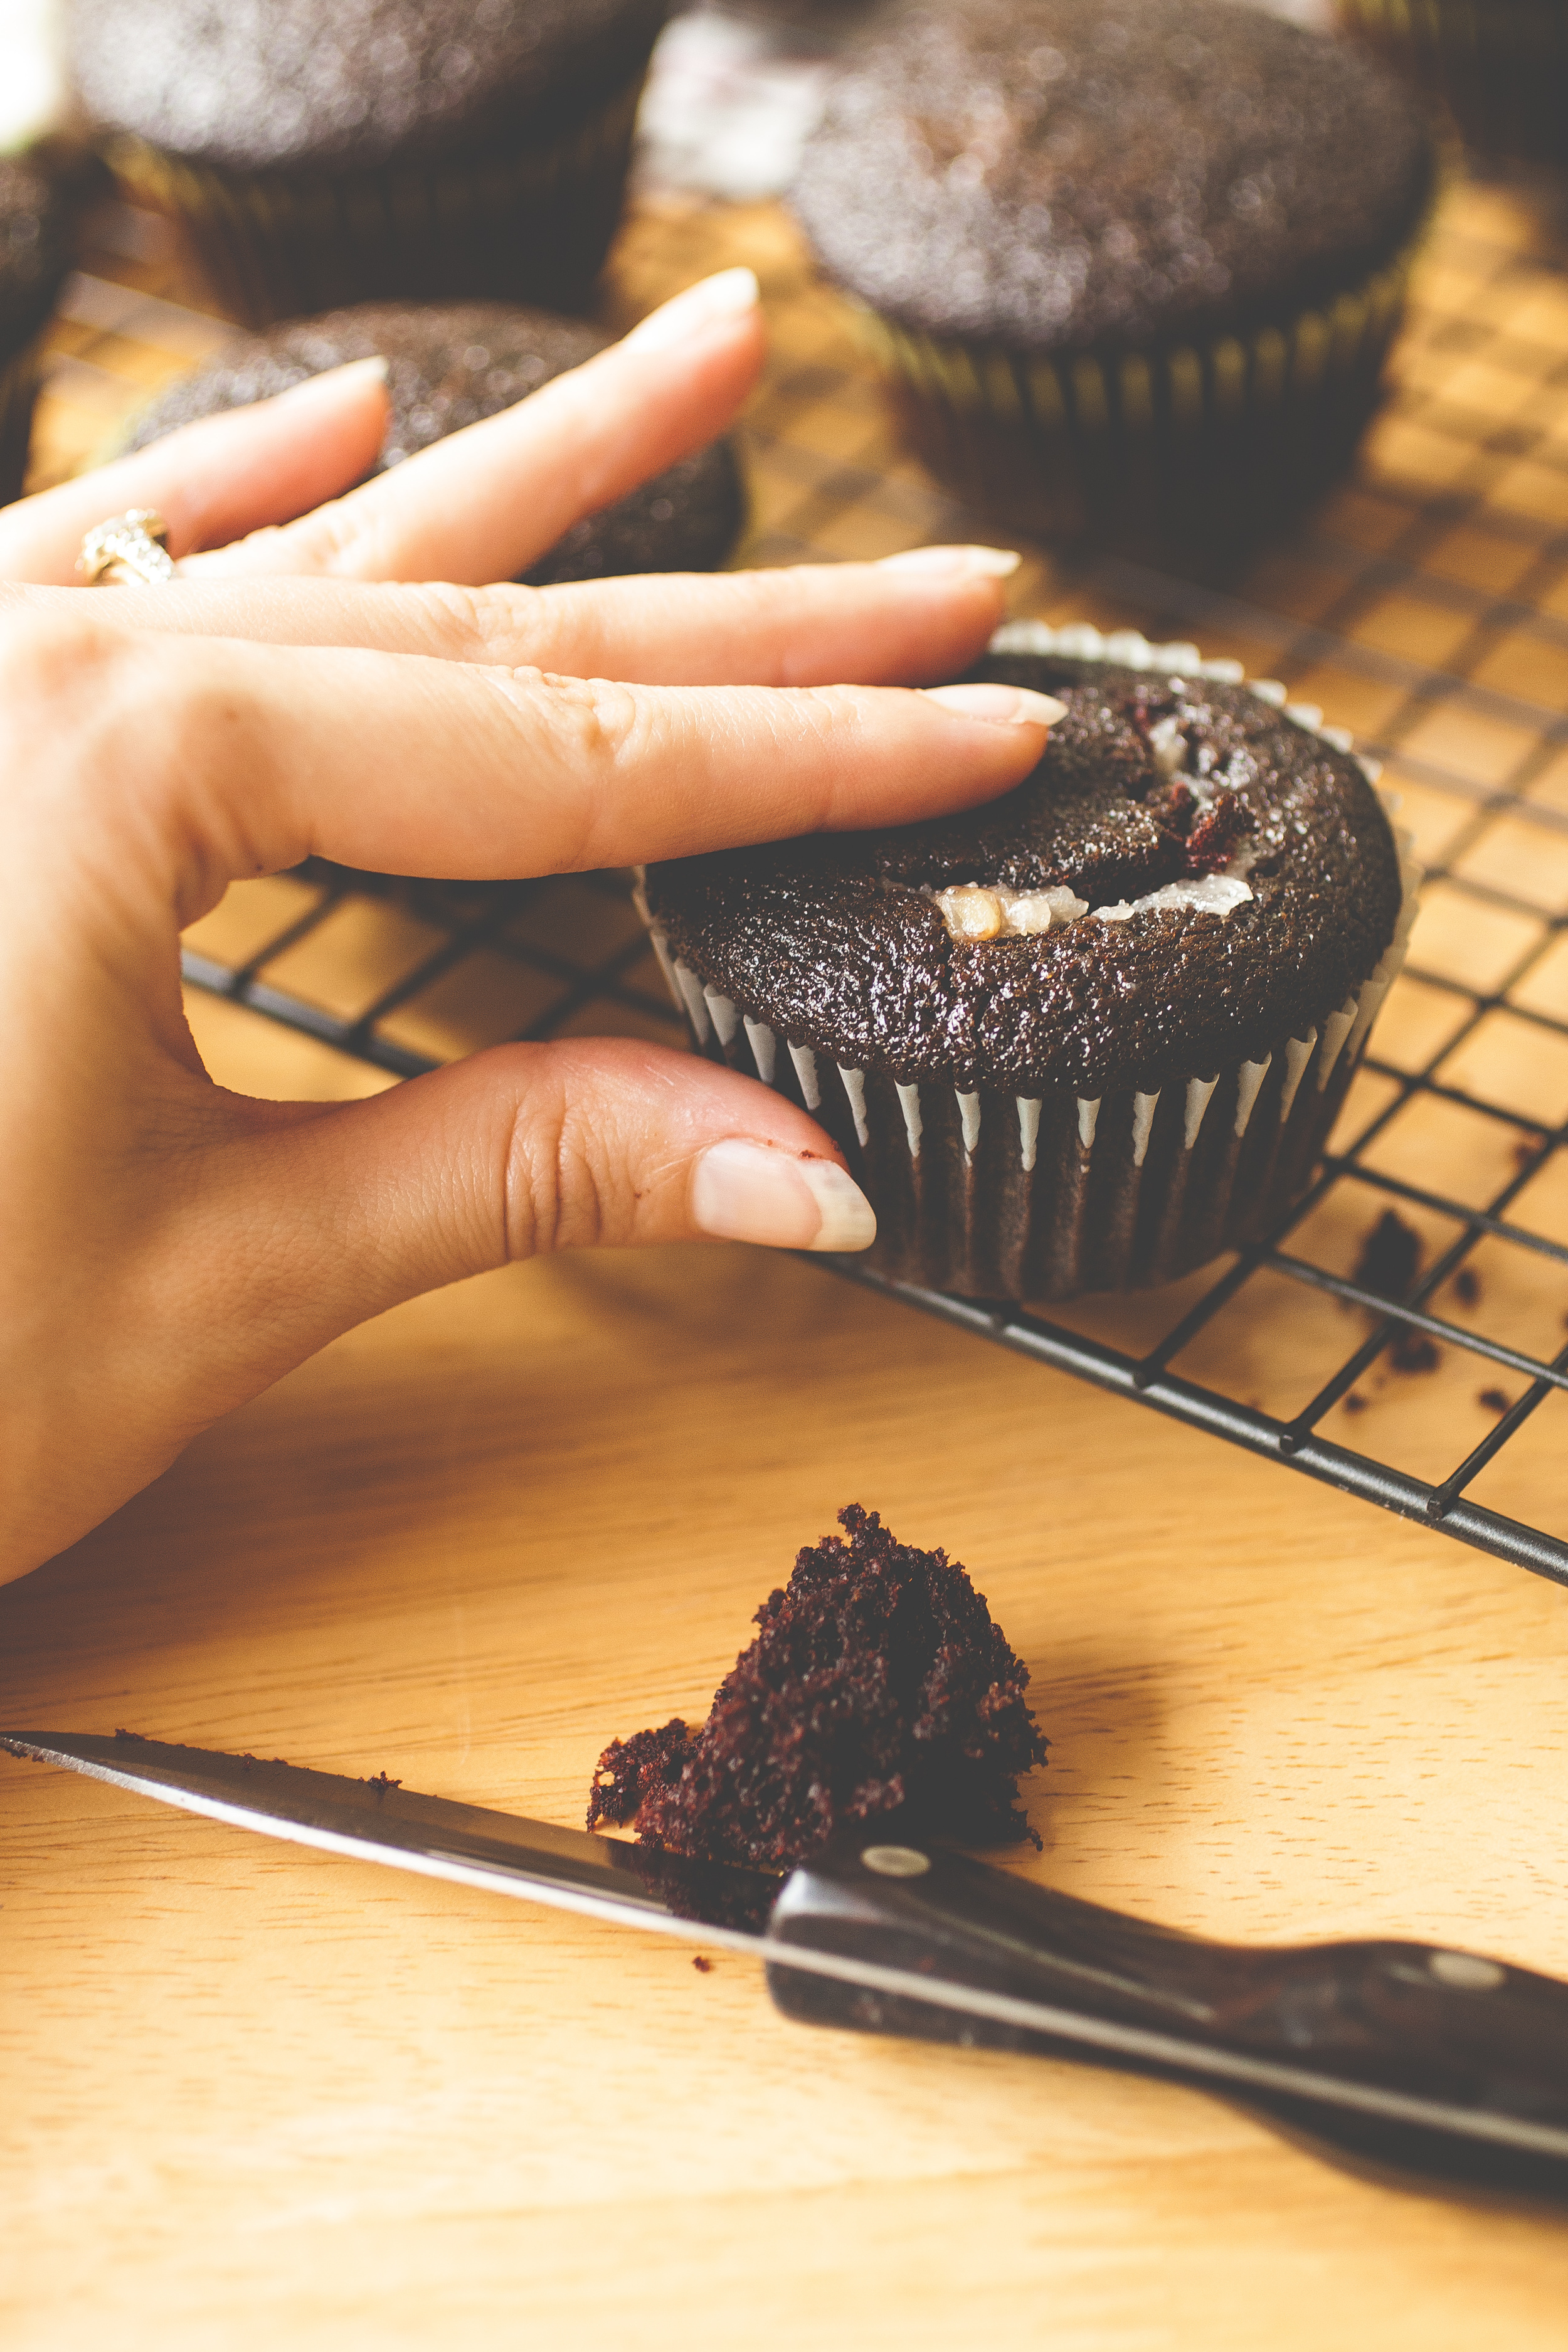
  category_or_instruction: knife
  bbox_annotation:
[8,1727,1568,2203]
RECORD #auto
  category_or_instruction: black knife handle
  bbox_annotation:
[763,1821,1568,2200]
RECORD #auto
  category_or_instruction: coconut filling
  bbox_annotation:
[930,706,1267,941]
[933,867,1255,939]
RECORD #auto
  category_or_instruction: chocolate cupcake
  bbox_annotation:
[66,0,669,327]
[115,299,744,583]
[639,624,1418,1302]
[1338,0,1565,165]
[790,0,1436,557]
[0,148,88,502]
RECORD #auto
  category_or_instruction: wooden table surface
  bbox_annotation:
[6,1003,1568,2348]
[8,176,1568,2352]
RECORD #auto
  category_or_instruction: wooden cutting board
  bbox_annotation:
[6,174,1568,2350]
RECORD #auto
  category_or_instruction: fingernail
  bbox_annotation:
[879,544,1021,578]
[623,267,760,355]
[922,682,1068,728]
[282,355,389,396]
[691,1139,877,1253]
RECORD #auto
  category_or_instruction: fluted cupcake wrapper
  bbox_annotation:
[105,64,652,329]
[0,329,45,506]
[636,622,1420,1303]
[849,220,1428,553]
[1338,0,1567,162]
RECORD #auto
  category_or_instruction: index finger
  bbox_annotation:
[28,618,1062,890]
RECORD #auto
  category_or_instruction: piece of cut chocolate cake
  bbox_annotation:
[586,1505,1048,1872]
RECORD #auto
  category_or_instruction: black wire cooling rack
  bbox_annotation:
[48,163,1561,1584]
[172,204,1568,1584]
[179,764,1568,1591]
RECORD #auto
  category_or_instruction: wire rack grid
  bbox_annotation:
[27,170,1568,1586]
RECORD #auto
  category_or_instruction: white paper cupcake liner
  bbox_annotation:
[637,622,1419,1300]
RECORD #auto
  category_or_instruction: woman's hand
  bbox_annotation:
[0,266,771,586]
[0,270,1052,1582]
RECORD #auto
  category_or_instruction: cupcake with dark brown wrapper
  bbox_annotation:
[639,625,1417,1303]
[0,144,98,503]
[1338,0,1566,166]
[66,0,669,327]
[114,298,745,584]
[790,0,1436,560]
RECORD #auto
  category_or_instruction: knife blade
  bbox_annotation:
[8,1727,1568,2201]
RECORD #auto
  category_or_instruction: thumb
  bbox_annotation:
[4,1041,875,1581]
[204,1039,875,1371]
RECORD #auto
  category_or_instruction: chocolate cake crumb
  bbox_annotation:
[1452,1266,1482,1308]
[1354,1207,1422,1301]
[692,1956,713,1974]
[1143,778,1197,837]
[1478,1387,1510,1415]
[586,1719,691,1835]
[1349,1208,1447,1370]
[1184,797,1250,877]
[587,1507,1048,1872]
[1343,1391,1369,1415]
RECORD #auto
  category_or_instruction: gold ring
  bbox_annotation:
[78,509,176,586]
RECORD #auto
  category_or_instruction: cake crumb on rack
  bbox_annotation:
[1353,1207,1421,1301]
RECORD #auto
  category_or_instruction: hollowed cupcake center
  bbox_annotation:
[914,676,1260,941]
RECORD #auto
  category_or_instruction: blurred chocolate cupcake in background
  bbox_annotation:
[1,0,102,503]
[0,150,81,501]
[1338,0,1566,167]
[65,0,670,327]
[116,298,746,581]
[791,0,1436,563]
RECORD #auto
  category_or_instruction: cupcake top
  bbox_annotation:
[0,148,82,350]
[645,631,1403,1098]
[792,0,1433,353]
[66,0,669,174]
[117,299,744,586]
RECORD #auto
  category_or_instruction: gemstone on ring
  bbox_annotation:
[78,509,176,586]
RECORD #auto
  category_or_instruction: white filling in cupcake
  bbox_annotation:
[931,881,1089,940]
[931,863,1255,940]
[927,650,1273,943]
